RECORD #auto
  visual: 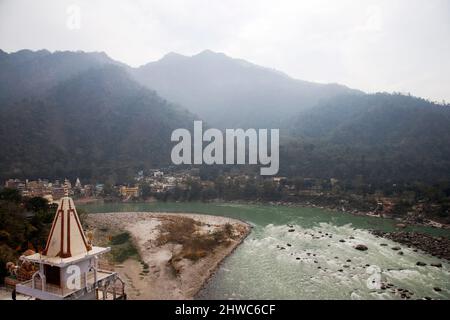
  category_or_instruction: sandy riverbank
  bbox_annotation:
[85,212,251,300]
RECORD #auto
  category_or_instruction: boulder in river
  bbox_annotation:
[430,263,442,268]
[354,244,368,251]
[416,261,427,266]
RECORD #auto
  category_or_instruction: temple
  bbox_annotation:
[15,196,125,300]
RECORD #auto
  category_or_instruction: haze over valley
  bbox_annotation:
[0,48,449,187]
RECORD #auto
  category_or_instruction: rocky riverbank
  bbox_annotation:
[371,230,450,261]
[86,212,251,299]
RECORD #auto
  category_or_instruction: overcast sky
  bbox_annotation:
[1,0,449,102]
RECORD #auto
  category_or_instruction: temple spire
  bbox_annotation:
[42,196,92,258]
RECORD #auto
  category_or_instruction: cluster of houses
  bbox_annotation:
[4,169,347,202]
[135,168,200,194]
[4,178,104,203]
[3,169,200,202]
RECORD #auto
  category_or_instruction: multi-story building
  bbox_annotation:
[52,187,66,200]
[119,186,140,198]
[5,179,22,189]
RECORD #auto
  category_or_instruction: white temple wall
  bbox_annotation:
[60,259,92,290]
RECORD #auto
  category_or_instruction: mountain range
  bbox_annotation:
[0,49,449,184]
[132,50,361,128]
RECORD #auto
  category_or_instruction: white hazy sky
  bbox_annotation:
[1,0,449,102]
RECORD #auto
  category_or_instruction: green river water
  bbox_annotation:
[79,202,450,300]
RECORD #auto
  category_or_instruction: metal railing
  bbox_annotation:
[17,268,124,300]
[21,270,116,296]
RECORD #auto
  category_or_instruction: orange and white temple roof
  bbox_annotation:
[43,197,92,258]
[22,197,109,266]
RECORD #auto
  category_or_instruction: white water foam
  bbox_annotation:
[199,223,450,300]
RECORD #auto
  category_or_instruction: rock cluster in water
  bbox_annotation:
[278,225,449,299]
[371,230,450,261]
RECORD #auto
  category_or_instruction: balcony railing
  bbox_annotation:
[18,269,116,298]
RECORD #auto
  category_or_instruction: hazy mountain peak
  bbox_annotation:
[1,49,120,65]
[15,49,43,55]
[36,49,51,55]
[159,51,188,62]
[51,50,122,64]
[5,49,50,60]
[132,49,362,128]
[72,49,108,56]
[193,49,228,60]
[0,49,125,105]
[165,51,186,58]
[195,49,222,55]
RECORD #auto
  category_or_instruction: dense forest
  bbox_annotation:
[0,189,55,284]
[281,93,450,185]
[0,64,195,183]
